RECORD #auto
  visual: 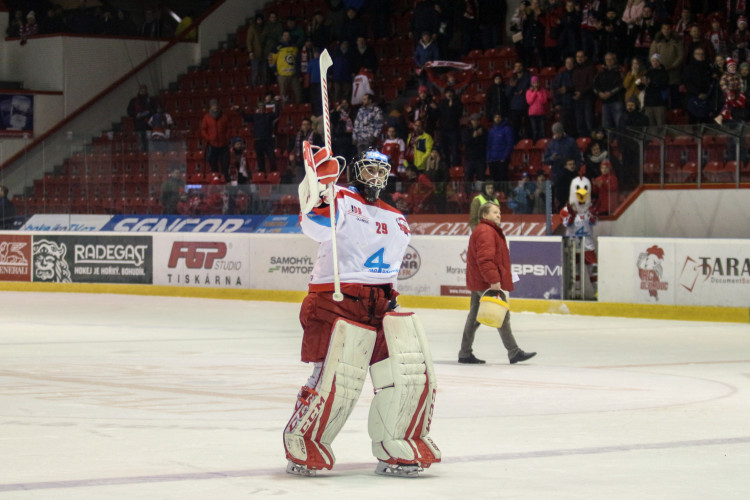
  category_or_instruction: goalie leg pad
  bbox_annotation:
[368,312,441,468]
[284,318,376,470]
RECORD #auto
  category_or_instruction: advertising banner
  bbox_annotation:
[0,233,32,281]
[395,235,563,299]
[0,93,34,137]
[153,233,252,288]
[394,235,468,297]
[20,215,112,232]
[30,235,152,284]
[509,238,563,299]
[675,242,749,306]
[406,214,561,237]
[249,234,319,290]
[599,237,750,307]
[254,215,302,233]
[101,215,263,233]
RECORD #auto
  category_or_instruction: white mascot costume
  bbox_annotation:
[560,169,598,299]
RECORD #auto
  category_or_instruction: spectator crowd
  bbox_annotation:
[11,0,748,218]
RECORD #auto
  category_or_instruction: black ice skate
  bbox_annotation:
[286,460,317,477]
[374,460,422,478]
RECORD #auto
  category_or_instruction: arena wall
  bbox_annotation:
[1,230,746,323]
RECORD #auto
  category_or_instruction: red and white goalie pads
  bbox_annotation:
[298,141,343,213]
[284,318,376,470]
[368,312,441,468]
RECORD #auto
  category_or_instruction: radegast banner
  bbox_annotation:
[30,235,152,284]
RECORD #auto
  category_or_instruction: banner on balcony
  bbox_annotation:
[406,214,560,237]
[101,215,264,233]
[21,215,112,232]
[0,94,34,137]
[254,215,302,233]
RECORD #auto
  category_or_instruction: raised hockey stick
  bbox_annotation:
[319,49,344,302]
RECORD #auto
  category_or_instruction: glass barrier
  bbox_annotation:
[5,124,748,231]
[609,123,750,188]
[5,131,558,222]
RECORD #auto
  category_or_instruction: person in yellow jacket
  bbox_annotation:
[270,30,301,103]
[404,119,433,171]
[468,181,499,230]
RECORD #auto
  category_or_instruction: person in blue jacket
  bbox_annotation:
[486,112,514,184]
[542,122,579,184]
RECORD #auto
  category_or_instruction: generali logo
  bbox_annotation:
[0,238,31,281]
[636,245,668,300]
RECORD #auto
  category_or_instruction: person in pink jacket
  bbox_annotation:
[526,75,548,142]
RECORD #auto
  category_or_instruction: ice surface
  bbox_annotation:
[0,292,748,499]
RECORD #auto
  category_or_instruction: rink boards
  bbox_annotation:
[2,230,748,319]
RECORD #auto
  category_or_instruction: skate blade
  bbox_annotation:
[374,461,422,478]
[286,460,317,477]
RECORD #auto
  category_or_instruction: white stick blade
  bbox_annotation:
[320,49,333,74]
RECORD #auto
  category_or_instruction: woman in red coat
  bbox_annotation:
[459,202,537,364]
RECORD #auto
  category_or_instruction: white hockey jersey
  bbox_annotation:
[351,70,374,106]
[301,185,411,290]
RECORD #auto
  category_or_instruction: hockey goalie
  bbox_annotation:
[283,143,441,478]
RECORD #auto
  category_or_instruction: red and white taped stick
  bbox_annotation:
[319,49,343,302]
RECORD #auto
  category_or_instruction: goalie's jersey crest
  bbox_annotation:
[301,186,410,287]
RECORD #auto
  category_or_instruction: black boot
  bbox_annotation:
[458,354,486,364]
[510,351,537,364]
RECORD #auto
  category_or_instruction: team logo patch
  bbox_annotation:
[348,205,370,223]
[396,217,410,235]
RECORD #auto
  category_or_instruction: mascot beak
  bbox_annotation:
[575,187,588,204]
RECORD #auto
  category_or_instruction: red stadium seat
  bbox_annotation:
[449,166,464,181]
[670,161,697,183]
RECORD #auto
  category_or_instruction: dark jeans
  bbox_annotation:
[601,101,623,130]
[529,115,545,142]
[459,289,520,360]
[465,158,486,184]
[254,138,276,173]
[206,145,230,181]
[574,94,594,138]
[509,108,528,139]
[440,128,461,166]
[488,159,509,183]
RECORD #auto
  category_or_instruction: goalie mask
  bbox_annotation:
[352,150,391,202]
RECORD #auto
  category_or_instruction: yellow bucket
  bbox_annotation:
[477,291,509,328]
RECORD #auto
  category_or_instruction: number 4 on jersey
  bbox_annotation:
[365,247,390,271]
